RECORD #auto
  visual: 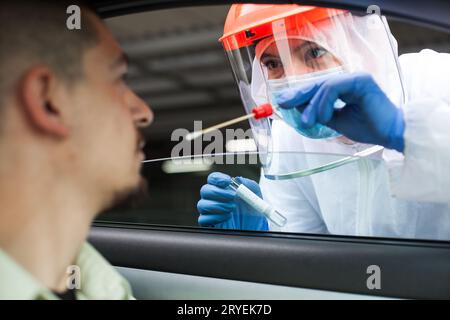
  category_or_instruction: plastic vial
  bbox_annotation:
[229,177,287,227]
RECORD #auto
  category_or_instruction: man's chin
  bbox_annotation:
[101,177,149,213]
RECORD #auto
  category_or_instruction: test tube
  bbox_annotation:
[229,177,287,227]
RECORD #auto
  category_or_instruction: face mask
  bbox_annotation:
[267,66,346,139]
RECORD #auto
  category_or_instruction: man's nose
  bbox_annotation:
[128,90,153,128]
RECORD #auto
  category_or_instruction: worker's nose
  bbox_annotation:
[128,90,153,128]
[285,58,309,77]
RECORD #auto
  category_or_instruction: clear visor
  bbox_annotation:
[223,11,405,180]
[255,35,343,80]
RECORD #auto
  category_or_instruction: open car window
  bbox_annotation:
[97,4,450,242]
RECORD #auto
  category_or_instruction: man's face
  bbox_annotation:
[66,16,153,208]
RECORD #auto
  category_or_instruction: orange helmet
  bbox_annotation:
[219,4,347,51]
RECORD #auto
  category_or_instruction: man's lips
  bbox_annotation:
[138,139,146,151]
[136,132,147,163]
[136,132,146,152]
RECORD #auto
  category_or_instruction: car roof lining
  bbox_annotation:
[89,0,450,32]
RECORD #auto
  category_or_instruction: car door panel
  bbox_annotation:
[90,225,450,299]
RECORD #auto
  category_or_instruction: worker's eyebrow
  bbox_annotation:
[260,41,313,61]
[110,52,129,69]
[293,41,322,54]
[260,52,279,61]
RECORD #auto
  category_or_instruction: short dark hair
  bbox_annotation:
[0,0,99,106]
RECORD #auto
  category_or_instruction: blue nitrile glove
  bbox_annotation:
[197,172,269,231]
[276,72,405,152]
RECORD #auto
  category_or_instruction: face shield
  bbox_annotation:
[220,5,405,180]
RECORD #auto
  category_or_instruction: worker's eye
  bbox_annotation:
[303,45,328,61]
[261,57,283,71]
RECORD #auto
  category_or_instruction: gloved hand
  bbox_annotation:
[197,172,268,231]
[276,72,405,152]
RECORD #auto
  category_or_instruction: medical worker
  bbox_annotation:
[197,4,450,239]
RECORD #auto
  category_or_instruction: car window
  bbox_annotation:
[97,4,450,241]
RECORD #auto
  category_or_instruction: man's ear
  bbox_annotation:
[19,65,69,138]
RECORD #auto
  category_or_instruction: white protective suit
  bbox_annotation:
[259,49,450,240]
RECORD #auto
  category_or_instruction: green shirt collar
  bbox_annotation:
[0,242,133,300]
